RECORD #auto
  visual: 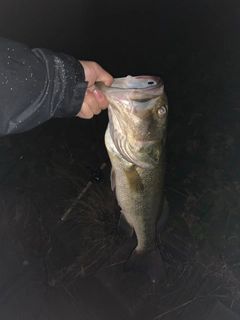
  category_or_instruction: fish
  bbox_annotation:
[96,75,168,283]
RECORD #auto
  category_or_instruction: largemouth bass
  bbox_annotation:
[96,76,168,283]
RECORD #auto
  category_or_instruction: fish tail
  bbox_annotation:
[123,248,167,283]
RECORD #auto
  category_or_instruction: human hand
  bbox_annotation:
[77,61,113,119]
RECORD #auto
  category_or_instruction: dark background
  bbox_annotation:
[1,0,239,137]
[0,1,240,319]
[1,0,238,77]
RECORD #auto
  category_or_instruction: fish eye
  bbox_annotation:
[157,106,167,116]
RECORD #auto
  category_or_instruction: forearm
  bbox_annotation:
[0,37,88,136]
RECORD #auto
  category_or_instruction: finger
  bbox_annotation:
[86,84,96,92]
[77,91,102,119]
[95,65,113,86]
[77,109,93,119]
[77,101,93,119]
[93,89,109,110]
[85,91,102,114]
[79,60,113,87]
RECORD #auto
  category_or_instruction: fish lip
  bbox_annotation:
[97,75,163,91]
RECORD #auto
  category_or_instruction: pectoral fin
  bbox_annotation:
[124,166,144,193]
[110,167,116,191]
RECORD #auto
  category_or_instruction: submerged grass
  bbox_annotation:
[0,190,39,279]
[57,180,123,278]
[0,102,239,285]
[165,49,240,269]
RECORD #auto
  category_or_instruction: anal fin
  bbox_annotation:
[118,213,134,237]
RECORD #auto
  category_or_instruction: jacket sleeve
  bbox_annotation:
[0,37,88,136]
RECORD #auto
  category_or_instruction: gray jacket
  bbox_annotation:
[0,37,88,136]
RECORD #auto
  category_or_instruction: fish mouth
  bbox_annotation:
[110,76,162,90]
[96,75,163,93]
[96,76,165,111]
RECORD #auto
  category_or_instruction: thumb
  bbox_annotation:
[79,60,113,87]
[95,64,113,86]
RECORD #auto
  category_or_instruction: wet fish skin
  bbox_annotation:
[96,76,168,283]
